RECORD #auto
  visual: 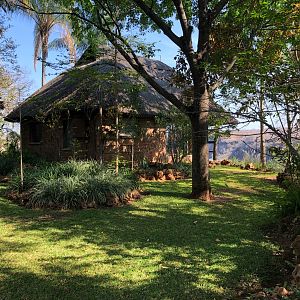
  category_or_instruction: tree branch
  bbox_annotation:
[210,56,237,91]
[96,21,187,113]
[132,0,182,48]
[172,0,192,43]
[210,0,229,23]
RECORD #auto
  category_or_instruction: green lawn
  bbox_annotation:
[0,167,284,299]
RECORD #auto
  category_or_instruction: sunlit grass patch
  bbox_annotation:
[0,166,284,299]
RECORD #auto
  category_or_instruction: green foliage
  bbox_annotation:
[0,152,16,176]
[0,136,19,175]
[156,108,191,163]
[270,146,300,179]
[230,156,242,167]
[173,162,192,177]
[0,144,44,176]
[279,185,300,217]
[265,159,285,173]
[9,160,139,209]
[230,155,284,172]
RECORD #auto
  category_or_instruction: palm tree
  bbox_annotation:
[17,0,76,86]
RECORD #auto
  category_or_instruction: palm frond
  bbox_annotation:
[48,38,66,50]
[54,21,77,63]
[13,0,77,83]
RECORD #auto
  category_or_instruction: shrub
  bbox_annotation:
[234,152,284,172]
[173,162,192,177]
[0,148,45,176]
[8,160,139,209]
[230,156,242,167]
[279,184,300,216]
[0,152,17,176]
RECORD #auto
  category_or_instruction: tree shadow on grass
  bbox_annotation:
[0,171,284,300]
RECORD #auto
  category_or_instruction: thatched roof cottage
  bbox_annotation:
[6,47,180,163]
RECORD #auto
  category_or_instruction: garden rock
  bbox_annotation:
[245,163,255,170]
[155,170,164,180]
[165,169,174,175]
[221,159,230,166]
[166,173,175,181]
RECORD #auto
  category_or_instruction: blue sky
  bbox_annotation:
[8,14,180,96]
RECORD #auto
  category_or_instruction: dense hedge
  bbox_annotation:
[8,160,139,209]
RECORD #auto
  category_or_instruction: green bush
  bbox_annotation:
[236,153,284,172]
[173,162,192,177]
[9,160,139,209]
[0,152,16,176]
[0,149,45,176]
[230,156,243,167]
[279,184,300,216]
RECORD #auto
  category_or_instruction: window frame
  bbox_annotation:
[29,122,42,144]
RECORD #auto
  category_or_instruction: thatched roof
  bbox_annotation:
[6,47,179,122]
[6,46,236,125]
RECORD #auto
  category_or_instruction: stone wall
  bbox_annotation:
[21,112,167,164]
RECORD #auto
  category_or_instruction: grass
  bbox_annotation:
[0,167,284,299]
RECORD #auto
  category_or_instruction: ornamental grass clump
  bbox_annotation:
[8,160,139,209]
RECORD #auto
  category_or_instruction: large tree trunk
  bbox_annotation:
[190,88,211,200]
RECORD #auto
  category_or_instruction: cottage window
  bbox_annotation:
[63,119,71,149]
[29,122,42,143]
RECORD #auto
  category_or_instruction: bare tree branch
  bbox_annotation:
[210,56,237,91]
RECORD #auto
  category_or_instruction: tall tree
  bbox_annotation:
[16,0,297,199]
[15,0,76,86]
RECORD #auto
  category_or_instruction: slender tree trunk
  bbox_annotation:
[259,93,266,168]
[190,88,211,200]
[213,134,218,161]
[41,58,46,86]
[285,96,293,174]
[41,38,48,87]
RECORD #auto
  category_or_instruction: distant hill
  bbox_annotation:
[214,130,282,161]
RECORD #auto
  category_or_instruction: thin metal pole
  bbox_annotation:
[19,90,24,192]
[115,108,119,175]
[131,142,134,171]
[99,105,103,164]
